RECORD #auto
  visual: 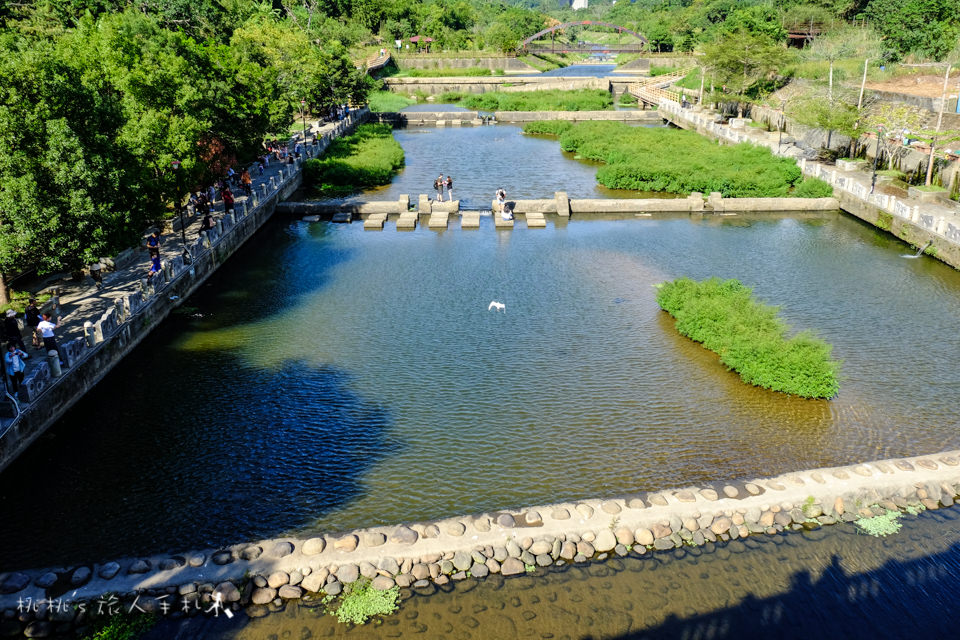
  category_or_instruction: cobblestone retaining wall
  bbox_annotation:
[1,449,958,636]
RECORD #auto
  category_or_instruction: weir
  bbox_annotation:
[1,448,958,636]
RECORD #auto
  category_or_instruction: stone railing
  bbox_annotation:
[658,99,960,260]
[0,109,370,469]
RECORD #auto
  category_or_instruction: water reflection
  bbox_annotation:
[146,508,960,639]
[2,214,959,569]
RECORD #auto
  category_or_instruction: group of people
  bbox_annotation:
[433,175,454,202]
[495,188,513,220]
[3,298,62,397]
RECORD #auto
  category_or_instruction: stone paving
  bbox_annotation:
[1,115,357,419]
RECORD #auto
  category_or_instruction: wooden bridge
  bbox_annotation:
[628,67,696,106]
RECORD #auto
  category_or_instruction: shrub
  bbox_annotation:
[459,89,613,111]
[303,124,404,196]
[792,178,834,198]
[656,278,840,399]
[328,578,400,625]
[82,613,153,640]
[367,91,416,113]
[525,121,803,197]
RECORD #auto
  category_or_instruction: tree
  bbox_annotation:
[801,25,884,103]
[865,104,928,171]
[786,86,860,152]
[703,29,790,116]
[861,0,960,61]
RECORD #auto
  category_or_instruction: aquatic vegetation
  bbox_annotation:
[327,578,400,625]
[448,89,614,111]
[855,509,903,537]
[82,613,153,640]
[523,121,804,197]
[367,90,416,112]
[656,278,841,399]
[793,178,835,198]
[303,124,404,196]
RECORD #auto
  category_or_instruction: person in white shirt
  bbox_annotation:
[36,312,60,360]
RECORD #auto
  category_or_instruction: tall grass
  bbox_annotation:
[367,90,416,112]
[523,121,803,197]
[396,67,493,77]
[656,278,840,399]
[444,89,613,111]
[303,124,404,196]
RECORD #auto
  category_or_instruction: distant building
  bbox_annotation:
[572,0,588,8]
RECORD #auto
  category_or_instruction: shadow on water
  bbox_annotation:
[0,219,402,570]
[143,510,960,639]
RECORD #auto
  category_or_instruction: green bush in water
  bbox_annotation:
[655,278,840,399]
[793,177,834,198]
[459,89,613,111]
[523,121,803,197]
[303,124,404,196]
[327,578,400,625]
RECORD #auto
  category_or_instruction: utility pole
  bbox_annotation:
[925,64,952,186]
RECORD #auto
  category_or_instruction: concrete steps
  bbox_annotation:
[363,213,387,230]
[525,212,546,228]
[428,211,449,229]
[397,212,418,231]
[461,212,481,229]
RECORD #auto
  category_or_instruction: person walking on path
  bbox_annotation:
[5,344,27,397]
[240,169,253,197]
[24,299,41,350]
[445,176,454,201]
[435,175,444,202]
[36,312,60,360]
[3,310,27,353]
[222,186,235,214]
[146,230,161,259]
[207,184,217,208]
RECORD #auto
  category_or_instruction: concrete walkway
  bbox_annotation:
[658,100,960,249]
[2,117,345,417]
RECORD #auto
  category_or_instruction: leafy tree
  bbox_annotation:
[0,32,155,301]
[704,29,791,116]
[861,0,960,61]
[866,103,928,171]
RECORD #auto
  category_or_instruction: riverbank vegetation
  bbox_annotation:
[368,91,418,112]
[655,278,840,399]
[523,121,803,197]
[442,89,613,111]
[303,124,404,197]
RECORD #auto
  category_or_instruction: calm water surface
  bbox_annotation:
[147,507,960,639]
[0,212,959,569]
[326,124,670,209]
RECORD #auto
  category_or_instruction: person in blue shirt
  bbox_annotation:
[4,344,27,396]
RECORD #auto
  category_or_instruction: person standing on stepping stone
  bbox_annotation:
[496,188,506,214]
[434,175,444,202]
[445,176,454,201]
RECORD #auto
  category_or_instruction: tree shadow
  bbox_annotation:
[0,355,400,570]
[600,544,960,640]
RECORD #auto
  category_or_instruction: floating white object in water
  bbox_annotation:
[488,301,505,312]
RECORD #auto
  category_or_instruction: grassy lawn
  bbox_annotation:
[367,91,417,112]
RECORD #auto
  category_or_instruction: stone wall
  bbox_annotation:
[2,448,959,636]
[382,76,617,95]
[280,193,838,218]
[0,109,371,474]
[369,110,662,127]
[393,56,538,74]
[659,100,960,270]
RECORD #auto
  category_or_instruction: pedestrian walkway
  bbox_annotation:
[657,100,960,251]
[1,112,368,426]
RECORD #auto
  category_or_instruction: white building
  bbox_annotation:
[572,0,588,9]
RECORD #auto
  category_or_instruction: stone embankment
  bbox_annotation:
[1,450,958,636]
[392,55,538,74]
[0,109,371,474]
[371,110,661,127]
[659,99,960,270]
[382,75,641,96]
